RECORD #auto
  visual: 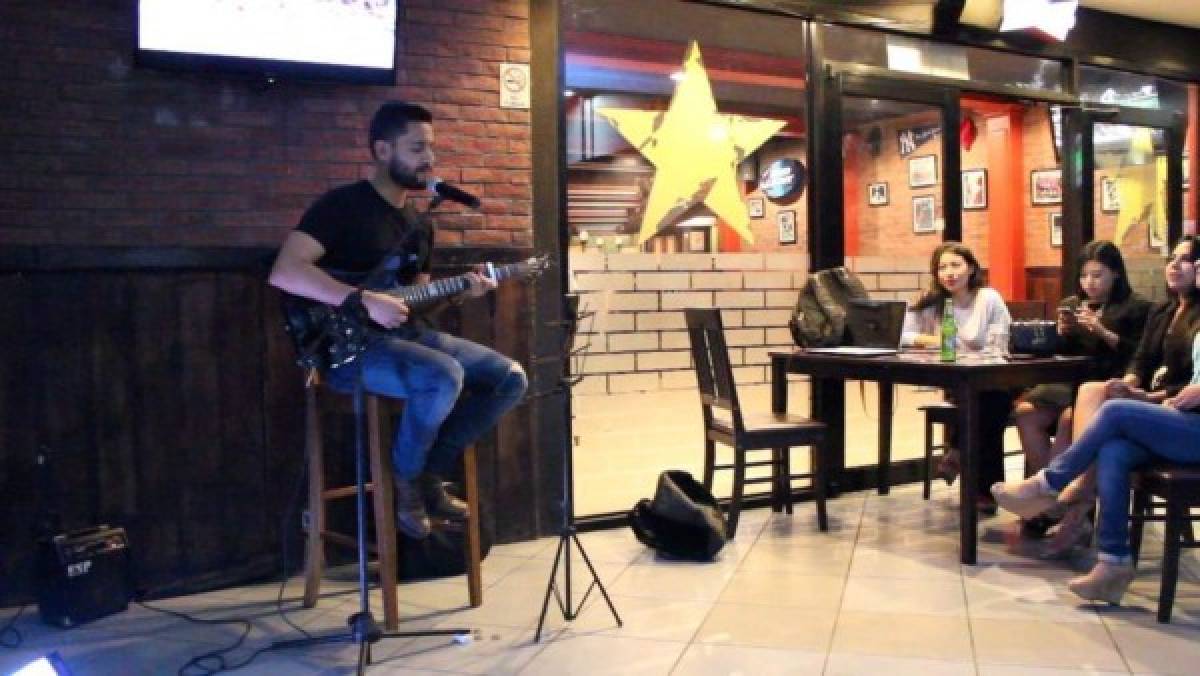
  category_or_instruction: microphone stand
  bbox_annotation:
[532,297,622,642]
[274,371,472,674]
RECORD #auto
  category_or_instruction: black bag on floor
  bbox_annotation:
[628,470,727,561]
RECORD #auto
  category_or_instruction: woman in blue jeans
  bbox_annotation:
[993,350,1200,604]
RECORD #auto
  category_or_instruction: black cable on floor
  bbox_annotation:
[0,604,27,649]
[141,445,317,675]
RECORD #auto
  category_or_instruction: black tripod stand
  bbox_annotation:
[533,295,622,642]
[275,373,471,674]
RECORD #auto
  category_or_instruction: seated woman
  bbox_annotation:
[1034,236,1200,556]
[902,241,1012,511]
[1013,241,1149,543]
[992,346,1200,604]
[992,239,1200,604]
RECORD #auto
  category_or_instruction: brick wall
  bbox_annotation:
[567,252,808,394]
[565,251,930,394]
[0,1,532,248]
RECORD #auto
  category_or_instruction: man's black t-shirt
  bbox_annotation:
[296,180,433,285]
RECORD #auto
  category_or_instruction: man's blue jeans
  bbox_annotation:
[1043,399,1200,560]
[326,327,527,480]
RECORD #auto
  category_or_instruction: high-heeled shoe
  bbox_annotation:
[934,449,960,485]
[1039,505,1093,559]
[1067,560,1135,605]
[991,474,1058,520]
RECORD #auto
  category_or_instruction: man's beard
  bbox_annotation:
[388,160,427,190]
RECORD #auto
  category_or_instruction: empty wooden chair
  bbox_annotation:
[684,308,828,538]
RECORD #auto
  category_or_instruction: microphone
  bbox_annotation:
[427,178,481,210]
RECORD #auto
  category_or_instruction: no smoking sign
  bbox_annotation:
[499,62,530,109]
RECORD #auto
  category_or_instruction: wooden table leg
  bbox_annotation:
[956,382,978,565]
[878,380,893,496]
[812,376,845,497]
[771,356,788,414]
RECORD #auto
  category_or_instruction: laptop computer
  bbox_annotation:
[844,299,906,349]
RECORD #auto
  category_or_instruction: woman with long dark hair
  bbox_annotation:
[901,242,1013,511]
[1013,241,1149,539]
[993,237,1200,604]
[1030,235,1200,557]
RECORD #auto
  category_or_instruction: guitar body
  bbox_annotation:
[281,256,548,371]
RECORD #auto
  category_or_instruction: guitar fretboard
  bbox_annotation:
[390,262,526,306]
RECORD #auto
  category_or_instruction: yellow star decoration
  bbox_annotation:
[597,41,785,245]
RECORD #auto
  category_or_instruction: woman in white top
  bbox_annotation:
[902,242,1013,512]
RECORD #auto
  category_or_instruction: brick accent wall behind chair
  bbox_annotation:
[568,252,809,394]
[0,1,532,248]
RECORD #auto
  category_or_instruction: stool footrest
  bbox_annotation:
[323,484,376,500]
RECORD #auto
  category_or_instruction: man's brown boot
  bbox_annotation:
[394,477,432,539]
[417,473,469,521]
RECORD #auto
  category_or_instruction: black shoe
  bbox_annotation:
[935,449,960,485]
[1021,514,1059,539]
[394,477,432,539]
[417,473,469,521]
[975,494,998,516]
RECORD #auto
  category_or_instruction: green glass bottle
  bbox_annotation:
[940,297,957,362]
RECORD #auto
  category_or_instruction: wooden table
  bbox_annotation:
[770,349,1092,564]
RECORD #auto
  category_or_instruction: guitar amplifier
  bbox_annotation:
[35,526,133,628]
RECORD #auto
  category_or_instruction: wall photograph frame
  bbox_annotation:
[961,169,988,210]
[1100,176,1120,213]
[1031,168,1063,205]
[1049,213,1063,248]
[867,182,889,206]
[747,196,765,219]
[777,209,797,244]
[908,155,938,188]
[912,195,936,234]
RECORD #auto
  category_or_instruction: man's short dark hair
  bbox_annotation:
[368,101,433,156]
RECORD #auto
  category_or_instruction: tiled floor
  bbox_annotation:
[573,381,945,516]
[4,477,1200,675]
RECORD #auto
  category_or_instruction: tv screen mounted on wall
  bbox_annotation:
[137,0,398,85]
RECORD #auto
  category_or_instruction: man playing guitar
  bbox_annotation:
[269,101,528,539]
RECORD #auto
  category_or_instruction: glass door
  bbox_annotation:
[825,73,960,477]
[1065,107,1185,302]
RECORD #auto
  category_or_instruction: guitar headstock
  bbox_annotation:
[517,254,552,280]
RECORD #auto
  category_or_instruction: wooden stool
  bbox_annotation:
[300,375,483,630]
[1130,463,1200,623]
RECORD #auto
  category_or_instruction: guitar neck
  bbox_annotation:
[390,262,524,306]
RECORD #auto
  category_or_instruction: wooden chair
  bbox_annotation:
[684,308,828,538]
[1129,463,1200,623]
[1007,300,1047,320]
[916,404,1026,499]
[300,374,482,631]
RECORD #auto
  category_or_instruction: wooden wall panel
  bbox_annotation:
[0,247,538,605]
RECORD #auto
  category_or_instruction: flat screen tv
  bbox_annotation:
[137,0,398,85]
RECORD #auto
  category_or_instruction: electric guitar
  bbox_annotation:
[282,255,549,371]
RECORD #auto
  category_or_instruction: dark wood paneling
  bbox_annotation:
[1026,266,1064,309]
[0,246,537,605]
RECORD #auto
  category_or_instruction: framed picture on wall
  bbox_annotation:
[777,210,797,244]
[1149,223,1166,250]
[747,196,765,219]
[912,195,936,234]
[867,182,889,206]
[908,155,938,188]
[1101,177,1120,213]
[1049,213,1063,248]
[1031,168,1063,205]
[962,169,988,210]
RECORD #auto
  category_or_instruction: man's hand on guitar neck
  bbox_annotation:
[454,264,498,304]
[362,290,410,328]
